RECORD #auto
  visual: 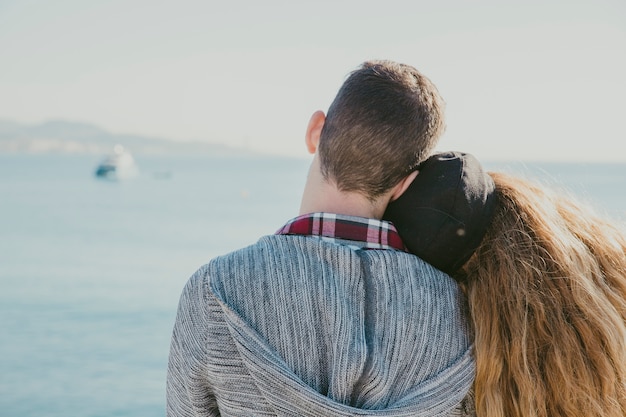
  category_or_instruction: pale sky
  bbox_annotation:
[1,0,625,161]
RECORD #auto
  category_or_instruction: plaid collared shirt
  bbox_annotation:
[275,212,408,252]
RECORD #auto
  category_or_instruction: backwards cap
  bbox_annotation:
[384,151,497,275]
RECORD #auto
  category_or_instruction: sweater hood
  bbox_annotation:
[209,235,475,416]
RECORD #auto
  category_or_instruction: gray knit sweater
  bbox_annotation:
[167,235,475,416]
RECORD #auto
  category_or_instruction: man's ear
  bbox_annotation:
[305,110,326,154]
[390,170,419,201]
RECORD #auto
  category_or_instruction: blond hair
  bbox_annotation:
[462,172,626,417]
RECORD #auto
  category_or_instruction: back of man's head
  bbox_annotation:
[318,60,445,199]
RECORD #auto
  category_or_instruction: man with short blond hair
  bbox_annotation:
[167,60,475,417]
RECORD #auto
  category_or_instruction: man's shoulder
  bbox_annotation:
[204,235,315,275]
[362,248,456,284]
[208,234,441,267]
[207,234,448,280]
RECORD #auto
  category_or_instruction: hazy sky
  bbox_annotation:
[1,0,625,161]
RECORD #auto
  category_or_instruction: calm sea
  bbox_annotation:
[1,154,625,417]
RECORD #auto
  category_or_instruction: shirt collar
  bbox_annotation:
[275,212,408,252]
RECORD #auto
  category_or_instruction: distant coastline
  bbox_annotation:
[0,119,254,156]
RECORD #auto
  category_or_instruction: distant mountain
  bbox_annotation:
[0,119,251,156]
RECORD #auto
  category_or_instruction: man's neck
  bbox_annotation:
[298,156,388,219]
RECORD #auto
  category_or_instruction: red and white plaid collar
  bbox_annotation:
[275,212,408,252]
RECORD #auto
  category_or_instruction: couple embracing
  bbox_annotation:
[167,61,626,417]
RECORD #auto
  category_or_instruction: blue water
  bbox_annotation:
[1,154,624,417]
[0,154,309,417]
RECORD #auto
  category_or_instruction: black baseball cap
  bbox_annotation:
[383,151,497,275]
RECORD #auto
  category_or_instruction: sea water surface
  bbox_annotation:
[1,154,625,417]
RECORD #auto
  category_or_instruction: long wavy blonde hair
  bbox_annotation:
[461,172,626,417]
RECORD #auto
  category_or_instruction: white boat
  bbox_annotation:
[94,145,138,180]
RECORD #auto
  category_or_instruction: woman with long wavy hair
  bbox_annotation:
[385,152,626,417]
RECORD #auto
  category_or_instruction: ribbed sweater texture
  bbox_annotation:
[167,235,475,416]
